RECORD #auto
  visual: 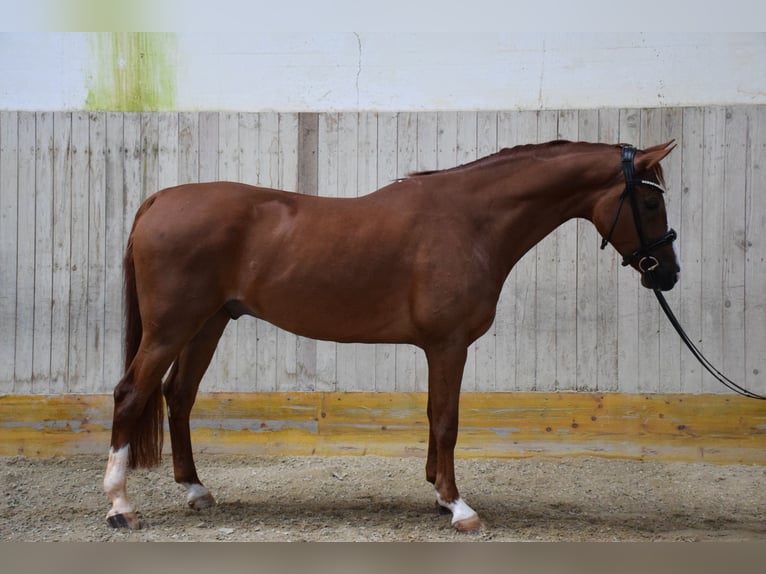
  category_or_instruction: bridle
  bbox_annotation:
[599,144,677,274]
[602,144,765,400]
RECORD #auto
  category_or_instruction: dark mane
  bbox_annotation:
[407,140,583,178]
[407,139,668,187]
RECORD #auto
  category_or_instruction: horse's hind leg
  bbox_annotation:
[105,337,182,529]
[424,344,482,532]
[163,309,229,510]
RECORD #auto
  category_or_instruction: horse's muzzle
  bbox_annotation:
[641,261,680,291]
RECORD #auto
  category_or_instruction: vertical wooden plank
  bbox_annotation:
[494,112,518,392]
[259,112,281,187]
[177,112,199,185]
[0,112,19,390]
[318,112,340,197]
[30,112,53,392]
[50,112,72,394]
[575,109,599,391]
[13,112,33,392]
[198,112,219,183]
[595,109,620,391]
[721,107,748,387]
[700,107,727,393]
[140,113,159,200]
[678,107,705,393]
[67,112,90,392]
[136,112,159,384]
[113,113,143,393]
[395,112,419,392]
[535,110,558,391]
[616,108,641,393]
[375,112,398,392]
[276,112,300,390]
[236,111,261,391]
[296,113,319,391]
[455,111,478,392]
[637,108,663,393]
[316,112,339,392]
[256,112,280,391]
[413,112,438,393]
[216,112,240,390]
[436,111,458,168]
[745,106,766,395]
[657,108,684,392]
[335,112,362,391]
[434,112,472,390]
[353,111,378,390]
[357,111,379,199]
[417,112,438,172]
[32,112,54,391]
[103,112,125,395]
[509,111,539,391]
[434,111,461,392]
[158,112,179,190]
[556,110,579,391]
[122,114,142,254]
[86,112,106,393]
[195,112,220,389]
[474,111,498,392]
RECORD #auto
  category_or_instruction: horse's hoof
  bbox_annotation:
[453,514,482,533]
[189,491,216,510]
[106,512,141,530]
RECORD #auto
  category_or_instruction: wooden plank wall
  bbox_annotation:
[1,107,765,396]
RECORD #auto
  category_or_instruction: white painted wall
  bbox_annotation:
[0,33,764,111]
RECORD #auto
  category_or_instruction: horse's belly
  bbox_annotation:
[245,291,416,345]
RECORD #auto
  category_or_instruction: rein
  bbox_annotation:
[653,289,766,400]
[605,144,766,400]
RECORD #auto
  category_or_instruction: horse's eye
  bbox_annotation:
[644,197,660,211]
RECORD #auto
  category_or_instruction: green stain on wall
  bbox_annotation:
[86,33,177,111]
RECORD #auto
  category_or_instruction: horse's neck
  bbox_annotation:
[472,154,602,275]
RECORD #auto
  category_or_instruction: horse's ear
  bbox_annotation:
[635,140,676,172]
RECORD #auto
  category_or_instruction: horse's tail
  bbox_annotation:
[122,196,164,469]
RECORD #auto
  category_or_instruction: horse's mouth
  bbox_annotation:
[641,266,679,291]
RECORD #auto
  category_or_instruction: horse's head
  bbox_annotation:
[594,141,680,291]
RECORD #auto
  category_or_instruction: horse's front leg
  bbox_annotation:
[424,344,482,532]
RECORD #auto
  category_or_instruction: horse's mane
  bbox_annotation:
[407,139,665,185]
[407,140,585,178]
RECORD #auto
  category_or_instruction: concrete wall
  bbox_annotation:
[1,33,764,112]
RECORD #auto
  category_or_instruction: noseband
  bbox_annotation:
[599,145,677,272]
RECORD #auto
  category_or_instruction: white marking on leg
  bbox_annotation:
[104,445,134,517]
[182,482,211,505]
[435,491,478,525]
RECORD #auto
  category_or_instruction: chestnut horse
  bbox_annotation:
[104,140,679,531]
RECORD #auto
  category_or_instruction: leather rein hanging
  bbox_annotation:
[602,144,765,400]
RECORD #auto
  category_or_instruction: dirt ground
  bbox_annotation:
[1,453,765,542]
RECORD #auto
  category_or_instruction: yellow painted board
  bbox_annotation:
[1,392,765,464]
